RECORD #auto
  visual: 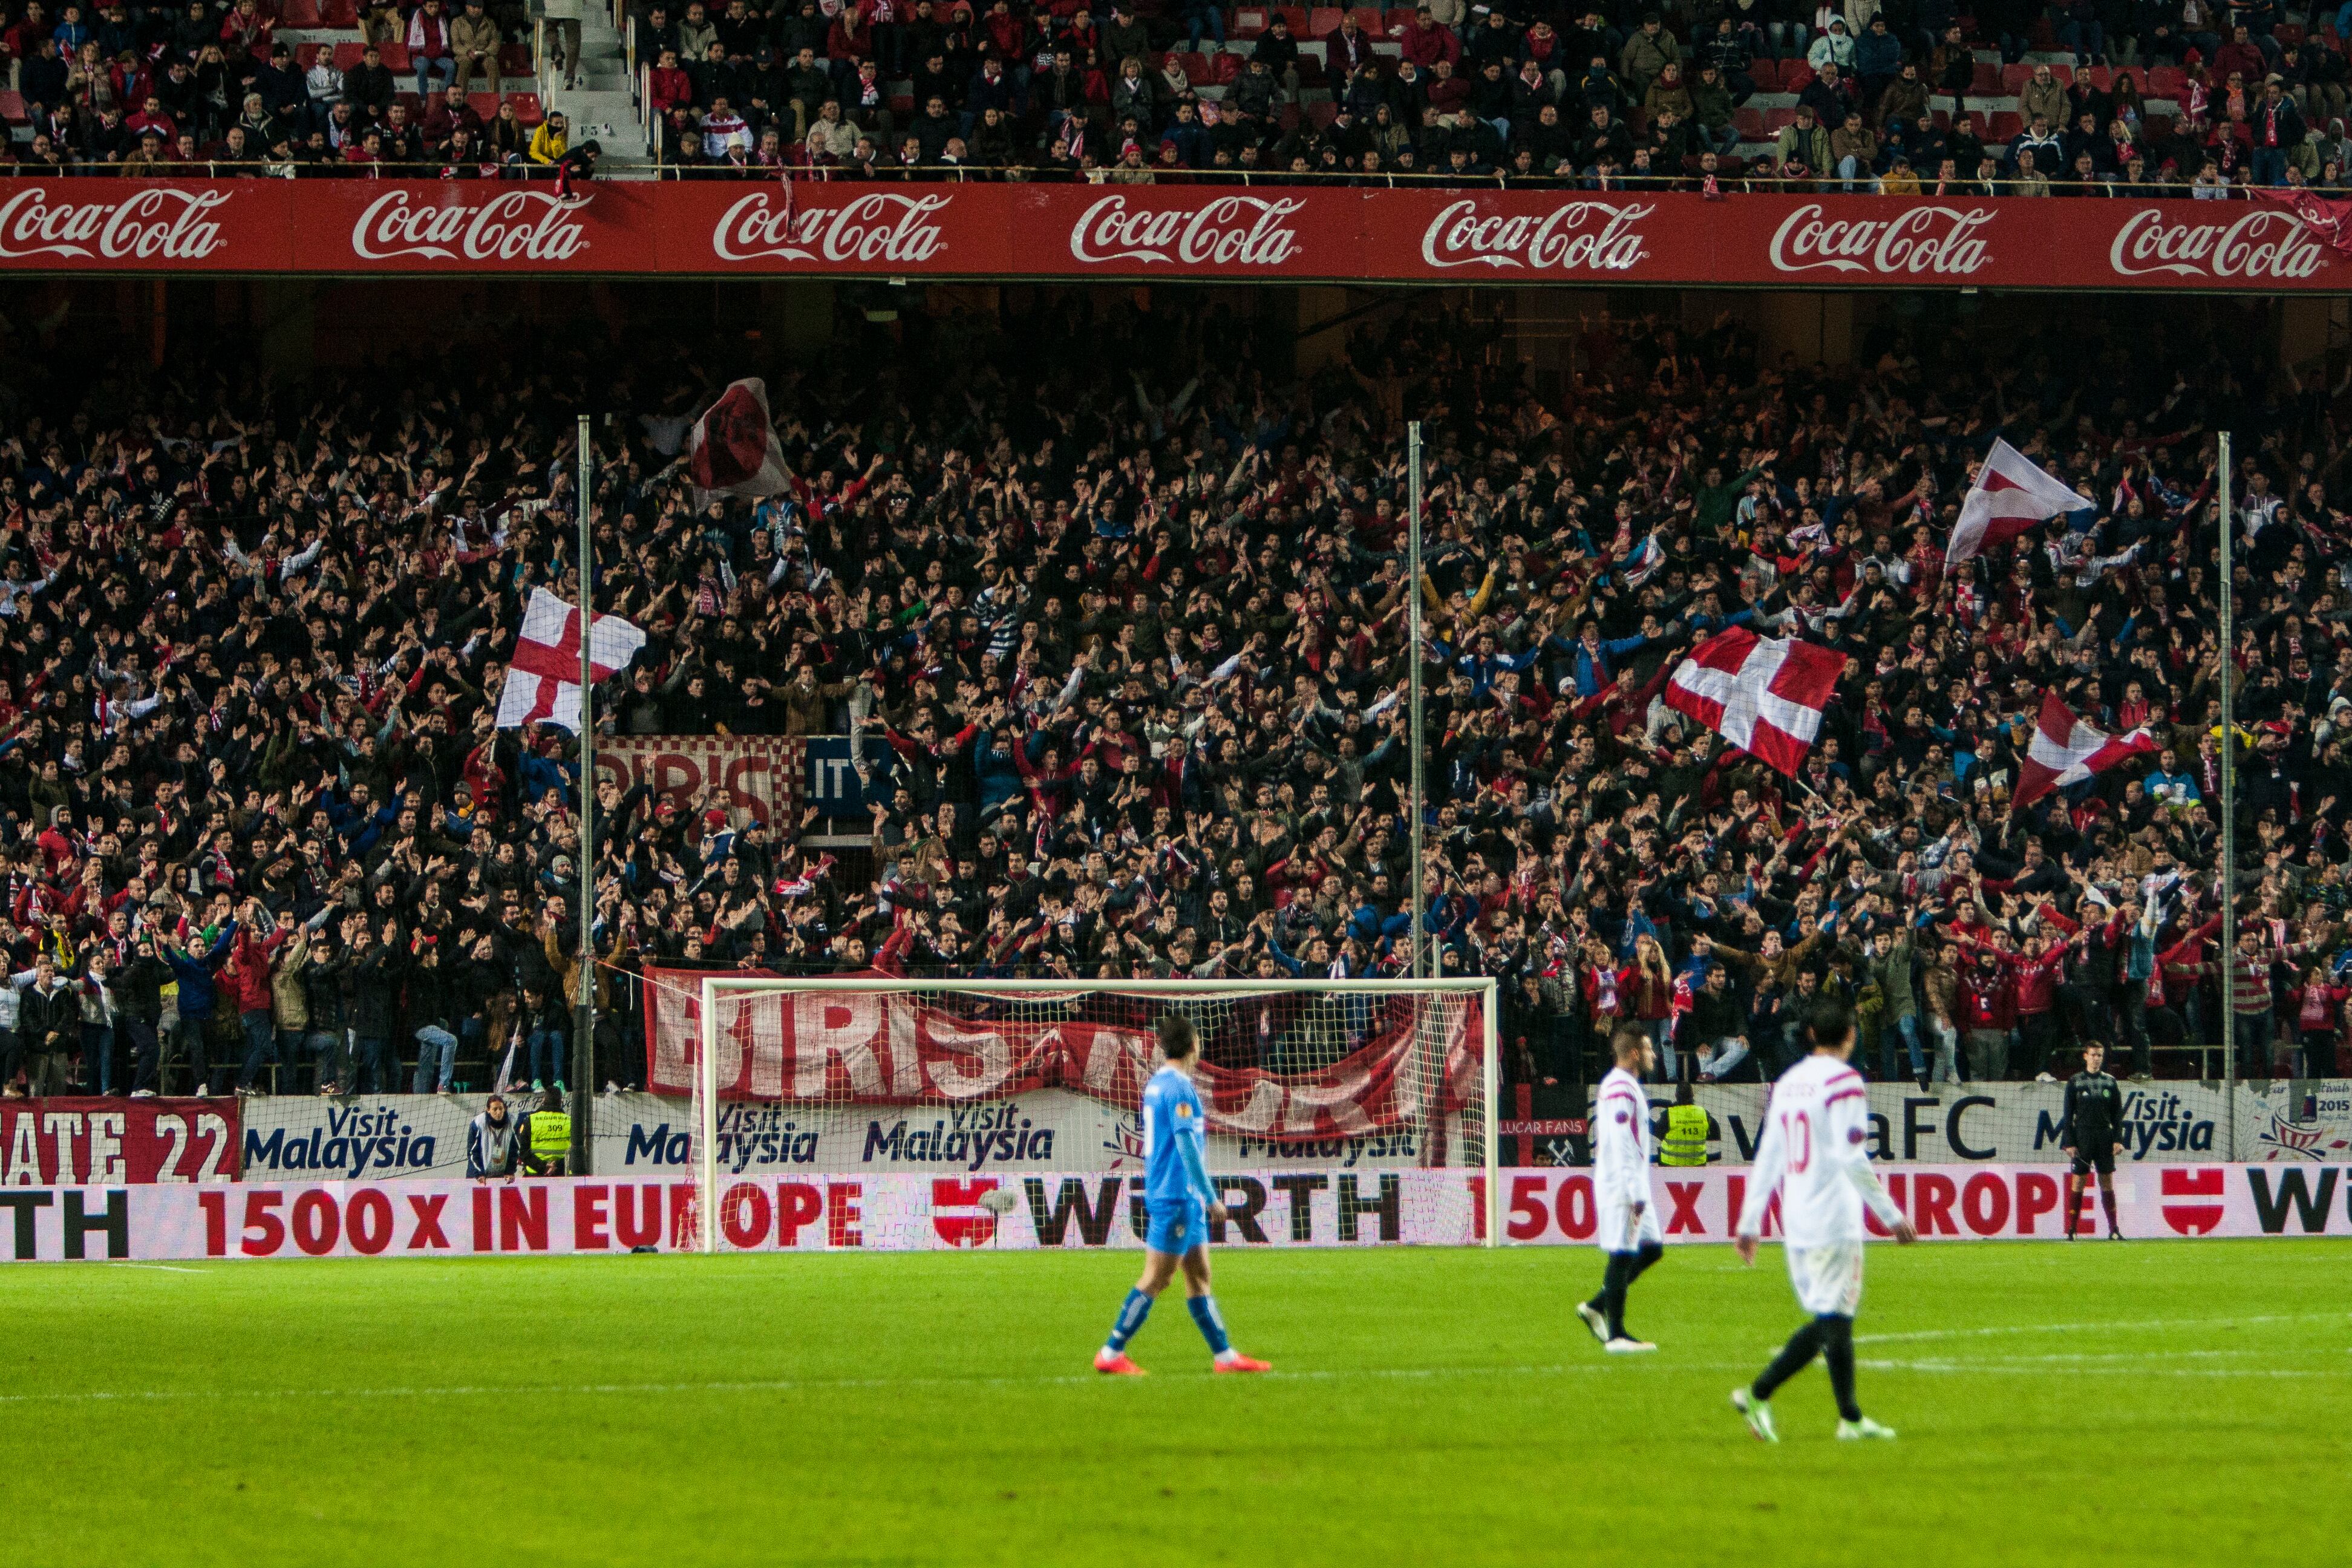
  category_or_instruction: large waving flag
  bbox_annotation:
[1663,627,1844,777]
[495,587,648,731]
[2011,692,2158,812]
[685,377,792,507]
[1946,438,2086,566]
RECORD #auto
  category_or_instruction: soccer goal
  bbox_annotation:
[653,975,1500,1253]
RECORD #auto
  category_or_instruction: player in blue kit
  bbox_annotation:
[1095,1015,1273,1376]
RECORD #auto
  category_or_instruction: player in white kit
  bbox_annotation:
[1575,1029,1666,1354]
[1731,999,1916,1442]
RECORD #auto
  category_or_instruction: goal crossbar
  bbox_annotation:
[693,975,1501,1253]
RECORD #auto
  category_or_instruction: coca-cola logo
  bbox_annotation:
[1068,194,1304,266]
[350,189,590,263]
[0,185,232,262]
[1767,203,1994,276]
[1419,199,1653,272]
[711,191,950,264]
[2108,207,2328,281]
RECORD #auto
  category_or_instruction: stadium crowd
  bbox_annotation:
[4,0,2352,189]
[0,293,2347,1106]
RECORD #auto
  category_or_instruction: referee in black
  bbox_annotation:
[2062,1042,2126,1240]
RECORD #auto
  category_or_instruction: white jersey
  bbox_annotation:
[1590,1067,1654,1217]
[1736,1053,1903,1249]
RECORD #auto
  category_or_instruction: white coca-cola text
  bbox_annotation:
[1418,199,1653,271]
[712,191,951,264]
[1767,203,1995,276]
[1067,194,1304,266]
[0,186,231,262]
[349,189,590,263]
[2107,207,2328,281]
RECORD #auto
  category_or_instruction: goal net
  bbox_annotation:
[638,973,1498,1253]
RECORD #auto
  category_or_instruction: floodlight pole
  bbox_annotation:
[1407,421,1427,980]
[2216,431,2236,1151]
[573,413,596,1175]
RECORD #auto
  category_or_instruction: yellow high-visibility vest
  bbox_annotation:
[1660,1103,1710,1166]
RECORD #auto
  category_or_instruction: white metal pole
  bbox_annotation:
[573,414,595,1174]
[2217,433,2236,1143]
[699,974,718,1254]
[1481,976,1500,1248]
[1407,422,1426,980]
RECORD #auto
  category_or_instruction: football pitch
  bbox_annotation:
[5,1240,2347,1567]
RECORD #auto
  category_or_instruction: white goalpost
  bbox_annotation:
[684,975,1502,1254]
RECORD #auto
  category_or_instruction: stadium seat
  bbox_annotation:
[1349,6,1385,35]
[2147,66,2186,98]
[1385,8,1416,36]
[1307,99,1337,127]
[1275,6,1308,35]
[2276,21,2305,46]
[324,0,358,22]
[506,91,543,122]
[0,89,24,125]
[280,0,322,25]
[1999,63,2031,94]
[1212,52,1240,83]
[1175,50,1211,83]
[1971,60,1999,94]
[1762,106,1796,132]
[1781,62,1813,93]
[378,41,410,70]
[1308,7,1342,36]
[1733,105,1764,139]
[1987,109,2022,139]
[501,42,532,73]
[295,41,321,68]
[332,42,366,70]
[1233,7,1267,37]
[1747,57,1779,90]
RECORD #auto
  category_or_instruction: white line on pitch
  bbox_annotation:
[1855,1311,2348,1345]
[106,1264,212,1275]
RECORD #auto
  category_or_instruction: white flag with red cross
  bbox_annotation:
[1945,438,2087,566]
[2010,691,2158,812]
[1662,626,1844,778]
[494,587,648,731]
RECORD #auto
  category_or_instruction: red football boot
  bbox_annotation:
[1212,1352,1272,1374]
[1094,1349,1147,1376]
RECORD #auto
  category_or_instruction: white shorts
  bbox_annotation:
[1596,1196,1664,1255]
[1785,1242,1866,1318]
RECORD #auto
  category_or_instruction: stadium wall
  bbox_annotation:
[2,1161,2348,1263]
[5,182,2350,290]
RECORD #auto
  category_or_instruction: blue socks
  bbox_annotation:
[1106,1288,1152,1351]
[1187,1295,1232,1356]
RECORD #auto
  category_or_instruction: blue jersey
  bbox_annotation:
[1142,1065,1215,1209]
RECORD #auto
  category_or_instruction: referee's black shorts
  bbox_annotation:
[2070,1148,2115,1178]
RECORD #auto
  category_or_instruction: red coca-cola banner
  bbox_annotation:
[641,970,1481,1145]
[0,178,2339,289]
[0,1098,240,1184]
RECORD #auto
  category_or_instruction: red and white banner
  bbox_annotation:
[641,971,1481,1149]
[1945,437,2088,565]
[2013,691,2160,811]
[0,1098,239,1186]
[0,182,2344,289]
[592,736,805,823]
[685,377,792,505]
[1664,627,1843,777]
[4,1162,2346,1260]
[494,586,647,731]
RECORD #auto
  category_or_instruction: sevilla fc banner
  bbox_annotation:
[5,1163,2349,1261]
[591,735,806,825]
[642,970,1481,1149]
[0,180,2345,290]
[0,1099,239,1185]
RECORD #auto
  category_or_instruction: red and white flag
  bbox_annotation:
[1663,627,1844,777]
[494,587,648,731]
[685,377,792,506]
[2011,691,2158,812]
[1945,438,2085,566]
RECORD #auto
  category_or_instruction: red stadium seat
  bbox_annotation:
[1746,57,1779,90]
[1987,109,2022,139]
[1275,7,1308,35]
[2147,66,2186,99]
[1175,50,1211,83]
[1348,7,1385,36]
[1732,105,1764,139]
[500,42,532,73]
[323,0,358,22]
[1385,8,1416,36]
[1762,106,1795,132]
[1307,99,1337,127]
[506,91,542,122]
[378,41,410,70]
[1308,7,1343,38]
[332,41,366,70]
[1781,62,1814,93]
[0,90,25,125]
[1211,52,1240,83]
[1999,62,2031,94]
[1232,7,1267,37]
[295,41,321,68]
[280,0,322,26]
[2083,65,2112,90]
[1970,60,1999,94]
[2276,21,2305,46]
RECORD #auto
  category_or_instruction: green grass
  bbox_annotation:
[4,1241,2348,1567]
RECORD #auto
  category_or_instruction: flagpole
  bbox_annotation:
[573,413,596,1174]
[1407,420,1426,980]
[2216,431,2236,1142]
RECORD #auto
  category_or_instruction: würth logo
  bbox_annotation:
[2158,1166,2226,1235]
[0,186,231,261]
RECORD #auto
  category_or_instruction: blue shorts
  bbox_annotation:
[1145,1198,1206,1255]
